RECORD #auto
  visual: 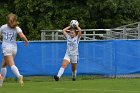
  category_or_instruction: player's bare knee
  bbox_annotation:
[61,64,67,68]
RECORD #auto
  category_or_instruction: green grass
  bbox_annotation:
[0,76,140,93]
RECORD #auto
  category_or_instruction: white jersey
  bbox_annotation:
[65,34,80,55]
[0,24,22,48]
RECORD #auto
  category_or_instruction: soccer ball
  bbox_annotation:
[70,20,79,28]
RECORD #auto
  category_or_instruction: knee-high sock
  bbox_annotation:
[11,65,21,78]
[72,70,77,78]
[1,68,7,81]
[57,67,65,78]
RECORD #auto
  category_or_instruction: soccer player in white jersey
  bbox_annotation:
[54,21,82,81]
[0,13,29,87]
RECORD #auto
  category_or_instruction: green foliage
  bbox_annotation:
[0,6,9,26]
[0,0,140,40]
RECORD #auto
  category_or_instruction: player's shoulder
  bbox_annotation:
[15,26,21,29]
[15,25,20,28]
[0,24,8,29]
[66,33,70,38]
[15,26,22,32]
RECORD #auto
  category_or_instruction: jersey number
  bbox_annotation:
[3,32,14,41]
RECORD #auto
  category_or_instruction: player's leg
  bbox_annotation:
[71,63,77,81]
[13,47,24,86]
[71,55,78,81]
[3,47,23,86]
[0,59,7,87]
[58,59,70,77]
[54,55,70,81]
[4,55,19,77]
[4,55,23,86]
[54,59,70,81]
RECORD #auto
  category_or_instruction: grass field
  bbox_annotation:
[0,76,140,93]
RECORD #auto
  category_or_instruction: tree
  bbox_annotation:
[0,0,140,40]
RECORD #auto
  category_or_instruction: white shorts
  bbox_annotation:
[2,47,17,56]
[64,54,78,63]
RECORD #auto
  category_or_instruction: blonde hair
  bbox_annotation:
[7,13,19,28]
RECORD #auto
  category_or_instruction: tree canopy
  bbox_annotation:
[0,0,140,40]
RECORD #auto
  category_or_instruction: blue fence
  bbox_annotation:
[0,40,140,77]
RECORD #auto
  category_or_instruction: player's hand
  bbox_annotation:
[66,30,70,32]
[77,22,79,26]
[25,41,29,46]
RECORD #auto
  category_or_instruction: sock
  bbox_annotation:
[72,70,77,78]
[11,65,21,78]
[1,68,7,81]
[57,67,65,78]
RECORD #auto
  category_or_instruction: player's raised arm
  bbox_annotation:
[62,26,71,37]
[18,32,29,46]
[76,25,82,39]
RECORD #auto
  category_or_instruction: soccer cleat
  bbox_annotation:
[18,75,24,86]
[54,75,59,81]
[72,78,76,81]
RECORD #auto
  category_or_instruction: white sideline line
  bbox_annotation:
[51,88,140,93]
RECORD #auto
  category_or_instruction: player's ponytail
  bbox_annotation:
[7,13,19,28]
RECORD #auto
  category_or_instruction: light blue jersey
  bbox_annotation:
[65,34,80,55]
[0,24,22,56]
[0,24,22,47]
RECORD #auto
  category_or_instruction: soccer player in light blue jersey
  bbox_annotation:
[54,20,82,81]
[0,13,29,87]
